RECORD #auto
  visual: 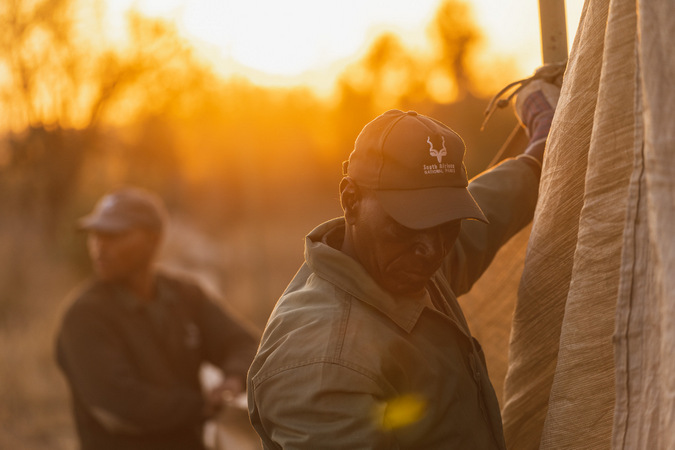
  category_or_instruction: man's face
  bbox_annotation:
[349,191,461,297]
[87,228,159,283]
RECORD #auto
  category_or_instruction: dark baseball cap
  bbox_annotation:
[77,187,167,233]
[343,109,487,229]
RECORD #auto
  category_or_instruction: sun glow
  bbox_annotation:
[102,0,584,95]
[104,0,442,94]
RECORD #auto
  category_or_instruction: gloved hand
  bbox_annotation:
[514,79,560,164]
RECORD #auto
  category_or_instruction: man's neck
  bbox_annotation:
[122,270,156,303]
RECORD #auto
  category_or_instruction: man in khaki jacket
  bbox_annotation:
[248,81,557,449]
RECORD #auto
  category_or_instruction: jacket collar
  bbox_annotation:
[304,217,427,333]
[115,274,177,312]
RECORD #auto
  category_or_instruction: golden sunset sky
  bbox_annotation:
[101,0,584,96]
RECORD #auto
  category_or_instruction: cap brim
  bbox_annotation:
[76,215,132,233]
[375,187,488,230]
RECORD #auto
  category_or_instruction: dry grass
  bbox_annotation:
[0,322,78,450]
[0,225,80,449]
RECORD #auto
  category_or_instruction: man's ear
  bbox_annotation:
[339,177,360,225]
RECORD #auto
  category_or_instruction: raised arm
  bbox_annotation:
[444,157,540,296]
[444,78,560,295]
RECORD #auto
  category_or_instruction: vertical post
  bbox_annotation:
[538,0,568,64]
[488,1,569,167]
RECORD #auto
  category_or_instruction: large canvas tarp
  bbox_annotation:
[613,1,675,448]
[495,0,675,448]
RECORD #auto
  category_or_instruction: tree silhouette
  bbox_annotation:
[429,0,483,98]
[0,0,214,239]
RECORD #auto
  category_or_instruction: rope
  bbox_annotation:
[480,62,566,131]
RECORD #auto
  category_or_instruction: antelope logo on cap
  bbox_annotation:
[427,136,447,163]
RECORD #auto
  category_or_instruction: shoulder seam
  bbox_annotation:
[252,357,381,388]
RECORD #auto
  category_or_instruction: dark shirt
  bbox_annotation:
[56,272,258,450]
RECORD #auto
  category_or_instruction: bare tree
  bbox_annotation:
[0,0,212,235]
[429,0,483,98]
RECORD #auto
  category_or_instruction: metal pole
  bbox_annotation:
[538,0,568,64]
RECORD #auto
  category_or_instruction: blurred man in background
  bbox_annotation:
[56,186,258,450]
[247,79,559,449]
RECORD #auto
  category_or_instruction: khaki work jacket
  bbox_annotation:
[248,158,539,449]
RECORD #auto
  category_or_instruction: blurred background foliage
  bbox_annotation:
[0,0,522,447]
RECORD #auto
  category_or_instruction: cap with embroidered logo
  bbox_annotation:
[77,187,167,233]
[343,109,487,229]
